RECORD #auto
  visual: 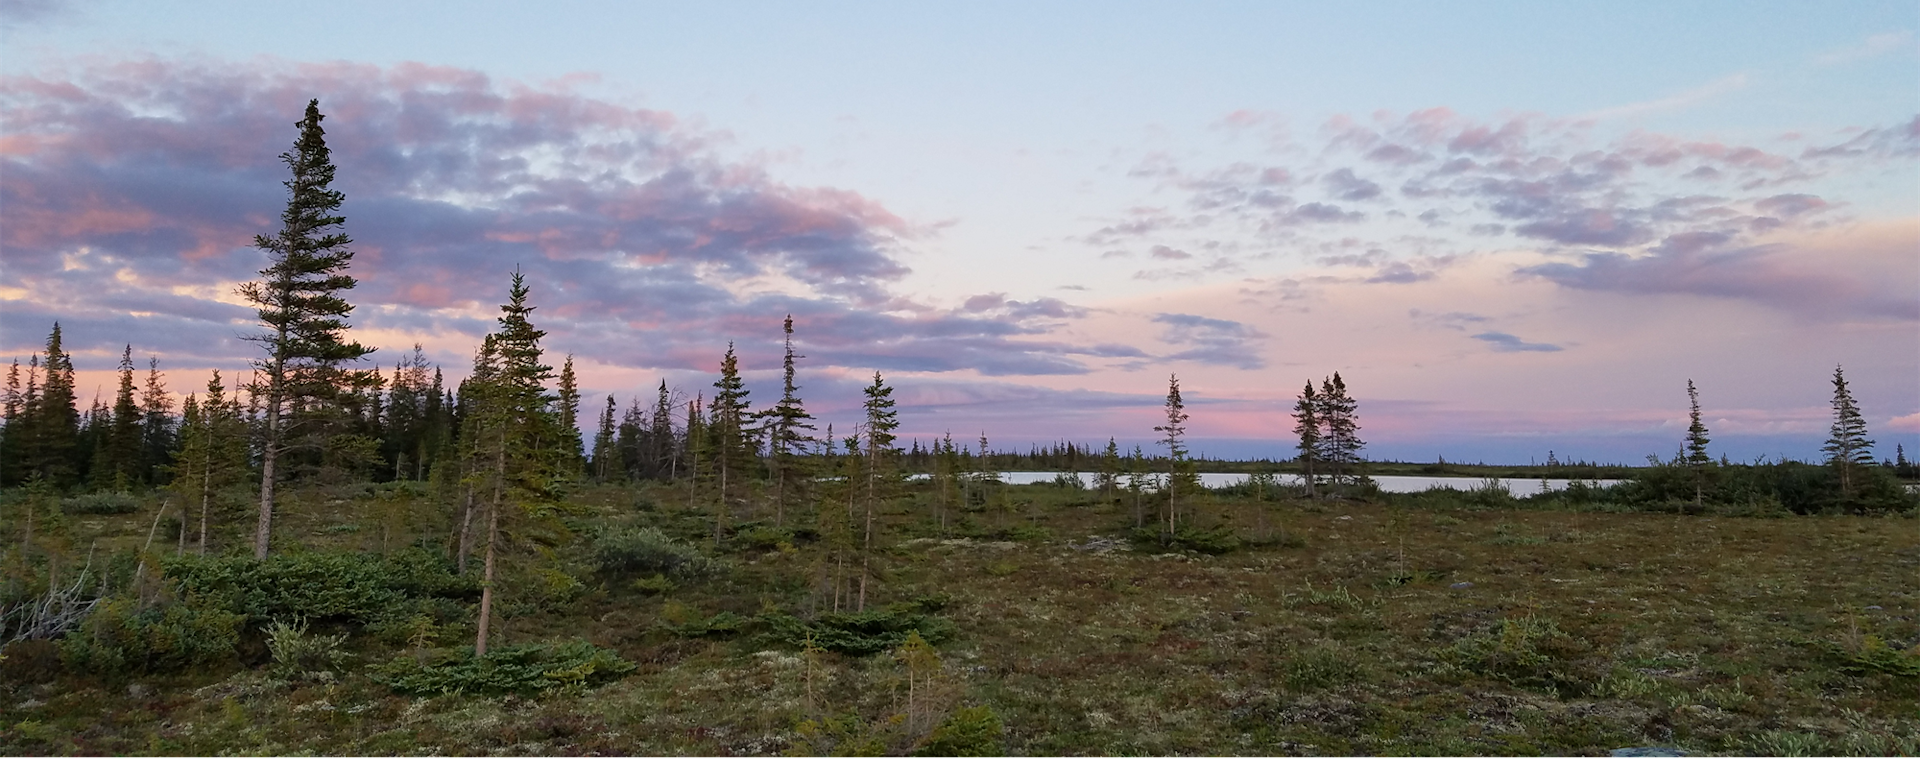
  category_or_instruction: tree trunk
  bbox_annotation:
[253,363,283,561]
[456,486,476,575]
[254,440,277,560]
[198,459,212,555]
[475,447,505,657]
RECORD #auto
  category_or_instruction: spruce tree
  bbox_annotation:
[464,271,565,656]
[1822,365,1874,499]
[650,381,677,480]
[556,354,584,475]
[97,345,143,490]
[858,372,901,611]
[765,316,817,525]
[1153,374,1195,539]
[21,325,81,487]
[1097,437,1121,502]
[239,99,374,559]
[709,345,753,540]
[140,357,175,486]
[1684,379,1712,509]
[0,359,20,487]
[1292,381,1320,498]
[1313,373,1364,491]
[169,372,251,554]
[591,394,618,483]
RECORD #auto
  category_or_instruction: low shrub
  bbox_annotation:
[1128,523,1242,555]
[371,639,636,696]
[763,600,957,656]
[916,705,1004,756]
[1436,614,1594,694]
[164,547,477,625]
[60,492,141,515]
[59,595,242,676]
[591,527,719,578]
[265,617,352,681]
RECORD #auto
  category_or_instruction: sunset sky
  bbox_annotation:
[3,0,1916,464]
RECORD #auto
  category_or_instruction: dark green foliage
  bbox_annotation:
[58,596,243,676]
[59,491,141,515]
[763,601,956,656]
[1812,636,1920,678]
[1128,523,1243,554]
[660,610,747,639]
[591,526,719,578]
[1613,457,1913,514]
[371,639,636,696]
[163,547,477,625]
[915,705,1004,756]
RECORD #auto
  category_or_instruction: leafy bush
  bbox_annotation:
[736,523,796,552]
[164,547,477,625]
[1437,614,1593,694]
[1813,635,1920,677]
[916,705,1004,756]
[1282,646,1362,691]
[59,595,242,676]
[371,639,635,696]
[1128,523,1242,555]
[266,618,352,681]
[60,492,141,515]
[659,610,747,639]
[592,527,719,578]
[763,600,957,656]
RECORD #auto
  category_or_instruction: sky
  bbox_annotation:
[2,0,1916,464]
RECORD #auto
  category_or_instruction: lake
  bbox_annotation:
[979,471,1625,498]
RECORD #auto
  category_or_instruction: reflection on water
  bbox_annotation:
[977,472,1623,498]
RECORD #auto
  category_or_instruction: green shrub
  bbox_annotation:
[737,524,795,552]
[916,705,1004,756]
[1128,524,1242,554]
[265,618,352,681]
[763,601,957,656]
[592,527,719,578]
[1283,647,1362,691]
[59,595,242,676]
[60,492,141,515]
[371,639,635,696]
[1437,614,1593,694]
[164,547,476,624]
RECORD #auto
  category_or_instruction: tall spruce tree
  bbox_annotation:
[464,271,565,656]
[0,359,20,487]
[1153,374,1195,539]
[1684,379,1712,509]
[590,394,618,483]
[709,345,754,540]
[97,345,143,489]
[1292,381,1320,498]
[650,381,677,480]
[239,99,374,559]
[1314,373,1364,491]
[20,325,81,487]
[858,372,901,611]
[765,316,817,525]
[1822,365,1874,499]
[140,357,175,486]
[556,355,584,476]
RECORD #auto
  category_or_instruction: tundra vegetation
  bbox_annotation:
[2,100,1915,756]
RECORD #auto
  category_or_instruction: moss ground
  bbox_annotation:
[3,482,1915,756]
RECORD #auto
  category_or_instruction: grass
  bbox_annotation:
[2,479,1916,755]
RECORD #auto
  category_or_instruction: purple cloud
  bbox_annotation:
[1152,312,1267,369]
[1471,332,1563,353]
[0,57,1149,379]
